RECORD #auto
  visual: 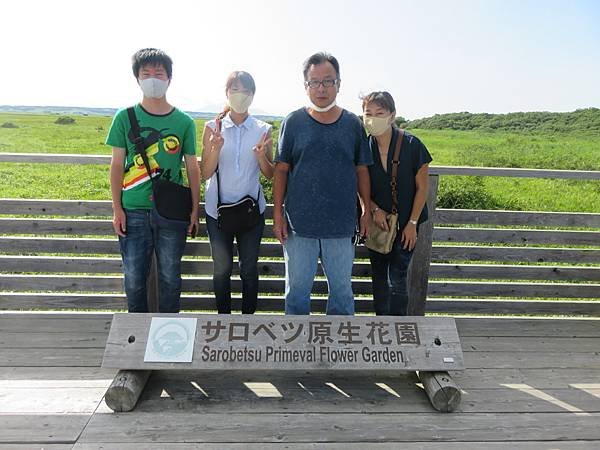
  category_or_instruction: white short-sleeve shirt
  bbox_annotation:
[204,113,271,219]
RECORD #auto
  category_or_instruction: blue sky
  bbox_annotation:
[2,0,599,119]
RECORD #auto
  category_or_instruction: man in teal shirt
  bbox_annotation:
[106,48,200,313]
[273,52,372,315]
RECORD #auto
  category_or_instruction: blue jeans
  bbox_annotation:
[206,214,265,314]
[118,209,187,313]
[284,232,355,315]
[368,235,414,316]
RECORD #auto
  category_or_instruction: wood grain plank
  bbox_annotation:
[3,255,600,283]
[0,332,107,348]
[3,293,600,315]
[429,166,600,180]
[0,348,104,367]
[435,209,600,228]
[0,218,113,235]
[0,386,108,413]
[4,238,600,262]
[455,318,600,337]
[0,293,128,310]
[460,336,600,352]
[0,314,113,333]
[0,236,121,255]
[0,256,372,278]
[464,351,600,369]
[0,445,73,450]
[3,238,598,263]
[427,281,600,298]
[0,152,110,165]
[0,198,113,216]
[2,217,599,247]
[71,443,600,450]
[452,367,600,389]
[2,198,598,227]
[0,366,116,381]
[2,274,598,299]
[2,293,599,317]
[426,299,600,316]
[429,264,600,282]
[434,227,600,246]
[79,411,600,443]
[0,414,90,444]
[430,245,600,263]
[3,156,598,178]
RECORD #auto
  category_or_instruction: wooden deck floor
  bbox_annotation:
[1,313,599,449]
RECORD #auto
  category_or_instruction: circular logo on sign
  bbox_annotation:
[151,321,190,358]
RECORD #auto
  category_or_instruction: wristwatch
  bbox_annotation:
[408,219,418,225]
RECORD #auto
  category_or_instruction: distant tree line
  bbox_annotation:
[402,108,600,133]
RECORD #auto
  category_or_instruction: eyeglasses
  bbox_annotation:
[305,79,339,89]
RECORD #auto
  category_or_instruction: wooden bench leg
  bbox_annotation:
[104,369,152,412]
[418,370,462,412]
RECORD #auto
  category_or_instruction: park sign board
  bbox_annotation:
[102,313,464,371]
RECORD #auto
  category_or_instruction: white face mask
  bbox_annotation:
[138,77,169,99]
[228,92,253,113]
[364,115,393,136]
[308,100,337,113]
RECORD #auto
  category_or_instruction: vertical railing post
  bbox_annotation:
[407,174,439,316]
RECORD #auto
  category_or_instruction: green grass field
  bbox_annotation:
[1,112,599,212]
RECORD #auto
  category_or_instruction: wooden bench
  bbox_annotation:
[101,313,465,413]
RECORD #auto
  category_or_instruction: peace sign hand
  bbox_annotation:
[207,120,224,153]
[253,132,272,160]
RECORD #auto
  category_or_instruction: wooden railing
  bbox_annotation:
[1,153,599,315]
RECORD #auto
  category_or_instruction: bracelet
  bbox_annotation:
[408,219,418,225]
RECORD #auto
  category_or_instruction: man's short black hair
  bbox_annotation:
[132,48,173,79]
[302,52,340,80]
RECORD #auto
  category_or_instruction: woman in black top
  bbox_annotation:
[362,91,432,315]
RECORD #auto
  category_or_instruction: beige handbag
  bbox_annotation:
[365,129,404,254]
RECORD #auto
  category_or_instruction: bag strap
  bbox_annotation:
[215,167,223,206]
[126,106,156,185]
[390,128,404,214]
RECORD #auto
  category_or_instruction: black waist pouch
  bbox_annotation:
[217,195,260,233]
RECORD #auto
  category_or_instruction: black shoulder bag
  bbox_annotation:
[215,167,261,234]
[126,107,192,223]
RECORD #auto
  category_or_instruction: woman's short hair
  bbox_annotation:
[361,91,396,113]
[225,71,256,95]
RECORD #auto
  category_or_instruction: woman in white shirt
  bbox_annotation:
[201,71,274,314]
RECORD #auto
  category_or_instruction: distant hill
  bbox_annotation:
[0,105,283,123]
[404,108,600,133]
[4,105,600,134]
